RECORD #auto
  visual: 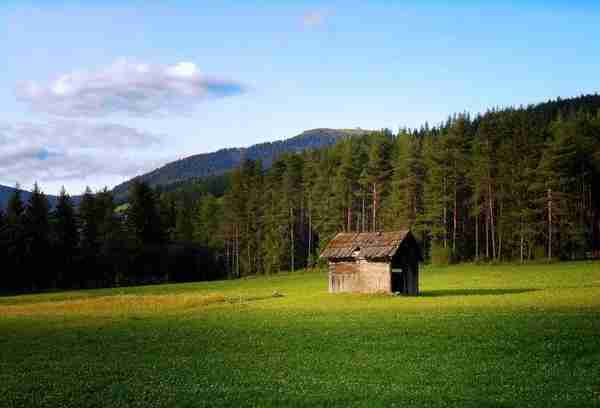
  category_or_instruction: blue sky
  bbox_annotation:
[1,0,600,194]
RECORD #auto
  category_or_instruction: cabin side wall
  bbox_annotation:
[328,261,360,292]
[329,260,391,293]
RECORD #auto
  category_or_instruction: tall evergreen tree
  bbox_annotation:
[366,134,392,231]
[282,155,304,272]
[193,193,222,249]
[333,140,359,232]
[52,187,78,286]
[79,187,100,253]
[386,131,424,232]
[3,186,26,290]
[174,202,195,242]
[127,181,165,247]
[23,183,51,289]
[423,133,451,253]
[6,184,25,226]
[262,159,288,274]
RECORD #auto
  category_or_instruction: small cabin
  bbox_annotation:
[319,230,422,295]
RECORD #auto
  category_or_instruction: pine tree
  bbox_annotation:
[333,140,359,232]
[302,151,319,266]
[159,193,177,241]
[470,115,499,260]
[282,155,304,272]
[52,187,78,286]
[0,207,6,288]
[386,131,424,232]
[174,202,195,242]
[127,181,165,247]
[193,193,222,249]
[241,159,264,275]
[96,188,118,248]
[23,183,51,289]
[423,133,451,253]
[3,186,26,290]
[223,166,246,277]
[79,187,100,253]
[262,159,288,274]
[310,150,338,255]
[6,184,24,226]
[366,134,392,231]
[445,114,471,259]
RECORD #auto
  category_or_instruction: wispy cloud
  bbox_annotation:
[0,121,169,189]
[301,9,332,29]
[15,59,246,117]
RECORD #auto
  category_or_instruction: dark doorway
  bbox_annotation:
[390,243,419,296]
[391,268,405,293]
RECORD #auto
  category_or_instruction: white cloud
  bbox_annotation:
[15,59,245,117]
[166,62,200,78]
[0,121,170,192]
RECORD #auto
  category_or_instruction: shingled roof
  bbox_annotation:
[320,230,411,260]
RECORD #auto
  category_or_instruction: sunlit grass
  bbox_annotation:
[1,261,599,407]
[0,293,229,317]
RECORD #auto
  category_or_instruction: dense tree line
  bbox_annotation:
[0,182,223,293]
[180,95,600,276]
[2,95,600,292]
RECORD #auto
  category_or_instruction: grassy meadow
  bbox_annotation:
[1,262,600,407]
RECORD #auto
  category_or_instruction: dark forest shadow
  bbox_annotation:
[420,288,538,297]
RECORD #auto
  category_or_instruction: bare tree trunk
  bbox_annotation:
[489,183,496,260]
[498,199,503,261]
[308,205,312,267]
[290,207,295,273]
[247,222,251,276]
[453,184,457,253]
[361,195,366,232]
[443,177,447,249]
[475,211,479,261]
[520,218,524,264]
[372,183,377,232]
[485,206,490,259]
[237,225,240,277]
[548,188,552,260]
[347,206,352,232]
[225,237,230,276]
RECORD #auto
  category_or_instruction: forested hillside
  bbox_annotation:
[171,94,600,276]
[2,95,600,292]
[112,128,371,201]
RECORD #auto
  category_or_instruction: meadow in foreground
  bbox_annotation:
[1,262,599,407]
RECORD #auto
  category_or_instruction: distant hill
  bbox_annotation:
[112,128,371,200]
[0,185,82,210]
[0,185,56,210]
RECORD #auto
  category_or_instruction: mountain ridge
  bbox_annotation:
[111,128,372,199]
[1,128,372,208]
[0,184,57,210]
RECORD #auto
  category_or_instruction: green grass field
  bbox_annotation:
[1,262,600,407]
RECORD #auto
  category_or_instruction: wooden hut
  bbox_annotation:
[319,230,422,295]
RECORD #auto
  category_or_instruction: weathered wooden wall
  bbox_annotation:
[328,260,391,293]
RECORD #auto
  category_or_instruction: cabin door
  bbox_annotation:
[391,267,405,293]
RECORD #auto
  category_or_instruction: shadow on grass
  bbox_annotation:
[420,288,538,297]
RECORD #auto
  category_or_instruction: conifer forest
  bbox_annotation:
[2,95,600,292]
